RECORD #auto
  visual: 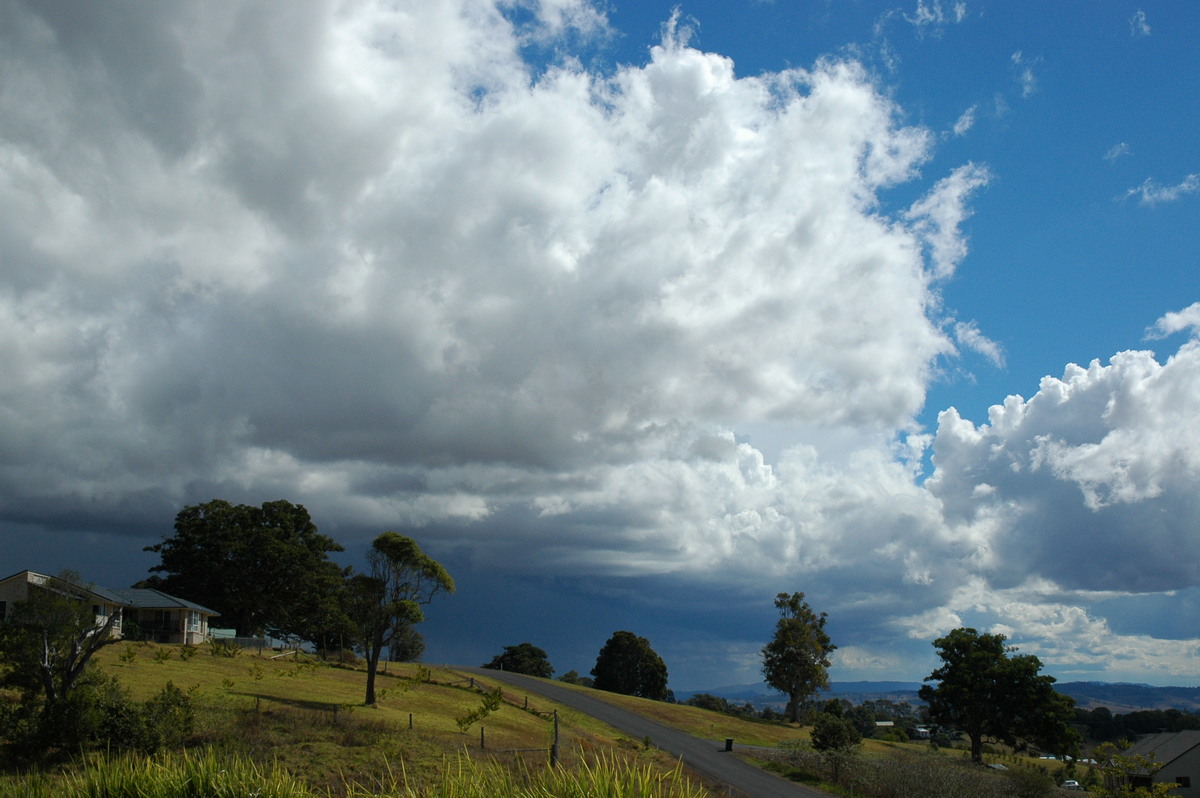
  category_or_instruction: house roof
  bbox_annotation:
[108,588,219,616]
[2,570,218,616]
[1,569,126,604]
[1124,730,1200,770]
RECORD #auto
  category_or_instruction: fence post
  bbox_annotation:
[409,713,413,730]
[550,710,559,768]
[480,725,485,750]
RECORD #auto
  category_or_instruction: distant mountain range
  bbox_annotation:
[676,681,1200,714]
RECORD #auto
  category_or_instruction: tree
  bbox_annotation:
[761,592,836,723]
[1092,740,1176,798]
[686,693,733,713]
[591,630,669,700]
[346,532,454,705]
[142,499,347,639]
[0,571,119,708]
[482,642,554,677]
[557,670,594,688]
[388,623,425,662]
[810,709,863,784]
[918,627,1079,763]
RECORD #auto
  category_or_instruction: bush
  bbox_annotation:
[209,639,241,658]
[776,746,1019,798]
[142,682,195,752]
[7,673,197,757]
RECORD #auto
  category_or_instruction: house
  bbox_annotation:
[1122,730,1200,798]
[108,588,217,646]
[0,570,127,637]
[0,570,218,646]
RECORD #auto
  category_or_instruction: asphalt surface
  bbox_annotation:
[456,666,828,798]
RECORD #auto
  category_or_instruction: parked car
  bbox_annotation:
[1060,779,1082,791]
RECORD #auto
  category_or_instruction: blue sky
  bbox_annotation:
[2,0,1199,692]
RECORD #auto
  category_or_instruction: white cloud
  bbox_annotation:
[897,578,1200,681]
[0,0,971,555]
[902,1,967,35]
[1127,173,1200,205]
[1104,142,1131,162]
[905,162,992,278]
[951,104,977,137]
[1147,302,1200,339]
[906,0,946,29]
[1011,50,1039,98]
[3,0,1198,687]
[953,320,1005,367]
[928,343,1200,593]
[1130,9,1151,38]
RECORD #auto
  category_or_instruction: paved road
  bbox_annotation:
[455,666,827,798]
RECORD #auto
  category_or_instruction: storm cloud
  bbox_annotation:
[2,0,1197,686]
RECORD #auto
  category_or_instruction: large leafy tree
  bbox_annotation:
[761,592,836,723]
[142,499,347,639]
[347,532,454,705]
[482,642,554,677]
[918,627,1079,763]
[591,630,669,700]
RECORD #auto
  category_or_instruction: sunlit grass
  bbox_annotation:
[73,645,711,793]
[533,676,807,748]
[0,749,709,798]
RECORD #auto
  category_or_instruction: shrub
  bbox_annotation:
[142,682,195,752]
[209,639,240,658]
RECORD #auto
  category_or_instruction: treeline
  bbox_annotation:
[685,693,1200,746]
[1075,706,1200,741]
[682,695,928,737]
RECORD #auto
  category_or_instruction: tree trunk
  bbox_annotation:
[969,731,984,763]
[365,650,379,704]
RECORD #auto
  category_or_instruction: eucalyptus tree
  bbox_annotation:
[761,592,836,723]
[347,532,454,705]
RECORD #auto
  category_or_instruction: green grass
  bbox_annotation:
[0,748,711,798]
[558,685,808,748]
[0,643,732,795]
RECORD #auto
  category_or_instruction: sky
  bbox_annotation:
[2,0,1199,692]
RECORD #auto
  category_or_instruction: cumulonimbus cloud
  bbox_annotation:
[2,0,1198,683]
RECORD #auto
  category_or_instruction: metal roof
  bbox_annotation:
[108,588,219,615]
[2,569,219,616]
[1124,730,1200,770]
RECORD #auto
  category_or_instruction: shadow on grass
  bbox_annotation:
[227,691,350,714]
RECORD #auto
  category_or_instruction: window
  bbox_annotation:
[187,611,200,632]
[1177,777,1191,789]
[0,600,7,619]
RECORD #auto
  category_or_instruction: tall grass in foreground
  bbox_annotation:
[0,749,711,798]
[408,754,709,798]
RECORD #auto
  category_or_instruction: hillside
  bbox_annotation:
[1057,682,1200,713]
[81,642,804,795]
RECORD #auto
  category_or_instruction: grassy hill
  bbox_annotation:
[61,642,806,795]
[3,642,1083,797]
